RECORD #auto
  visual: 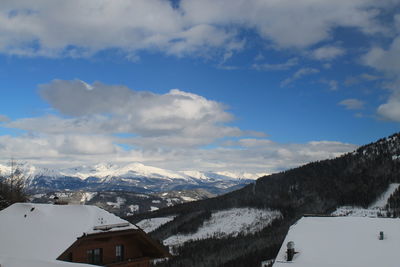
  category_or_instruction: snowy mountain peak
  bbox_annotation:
[118,163,187,179]
[0,161,261,194]
[0,161,264,181]
[214,171,268,180]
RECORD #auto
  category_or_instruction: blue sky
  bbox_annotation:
[0,0,400,173]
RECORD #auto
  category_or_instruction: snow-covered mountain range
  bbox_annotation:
[0,162,266,194]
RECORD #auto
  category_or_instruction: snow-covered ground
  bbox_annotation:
[332,183,400,217]
[106,196,126,209]
[181,170,267,180]
[164,208,281,247]
[80,192,97,203]
[137,216,176,233]
[331,206,385,217]
[180,196,196,202]
[129,204,139,212]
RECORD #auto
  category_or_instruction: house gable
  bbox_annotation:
[0,203,170,267]
[58,229,170,266]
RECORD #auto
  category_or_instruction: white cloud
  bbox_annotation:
[252,57,298,71]
[200,139,357,173]
[311,45,345,61]
[0,134,127,168]
[377,92,400,122]
[181,0,389,48]
[320,79,339,91]
[0,0,394,58]
[338,99,365,110]
[363,36,400,76]
[395,14,400,32]
[344,73,381,86]
[363,34,400,121]
[0,115,10,122]
[360,73,380,81]
[281,67,320,87]
[0,134,357,173]
[7,80,255,148]
[0,0,243,58]
[0,79,358,173]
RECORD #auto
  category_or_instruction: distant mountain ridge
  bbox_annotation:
[0,162,266,194]
[30,188,216,217]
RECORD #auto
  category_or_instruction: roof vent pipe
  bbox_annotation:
[287,241,295,261]
[379,231,384,240]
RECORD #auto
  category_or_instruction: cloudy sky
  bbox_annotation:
[1,0,399,173]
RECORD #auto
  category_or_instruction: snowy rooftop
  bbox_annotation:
[0,203,137,261]
[273,216,400,267]
[0,256,94,267]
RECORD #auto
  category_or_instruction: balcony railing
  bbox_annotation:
[107,257,150,267]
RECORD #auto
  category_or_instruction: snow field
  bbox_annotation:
[137,216,176,233]
[106,196,126,209]
[164,208,281,247]
[80,192,97,203]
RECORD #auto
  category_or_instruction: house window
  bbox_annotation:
[116,244,124,262]
[87,248,103,265]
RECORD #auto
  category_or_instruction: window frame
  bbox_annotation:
[87,248,103,265]
[115,244,125,262]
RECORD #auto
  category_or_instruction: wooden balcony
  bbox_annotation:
[107,257,150,267]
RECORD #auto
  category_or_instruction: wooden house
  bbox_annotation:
[0,203,170,267]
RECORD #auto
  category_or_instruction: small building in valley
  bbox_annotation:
[0,203,170,267]
[272,216,400,267]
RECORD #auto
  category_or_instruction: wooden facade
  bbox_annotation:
[58,229,170,267]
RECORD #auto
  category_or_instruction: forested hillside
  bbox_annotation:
[128,133,400,267]
[386,186,400,217]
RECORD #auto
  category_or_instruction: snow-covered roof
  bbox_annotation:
[0,256,94,267]
[0,203,137,261]
[273,216,400,267]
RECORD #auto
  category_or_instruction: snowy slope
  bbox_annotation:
[181,170,266,180]
[164,208,281,247]
[332,183,400,217]
[273,216,400,267]
[369,183,400,209]
[137,216,176,233]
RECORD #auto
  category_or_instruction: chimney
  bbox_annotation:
[379,231,384,240]
[286,241,295,261]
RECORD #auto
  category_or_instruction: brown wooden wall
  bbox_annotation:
[59,233,150,266]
